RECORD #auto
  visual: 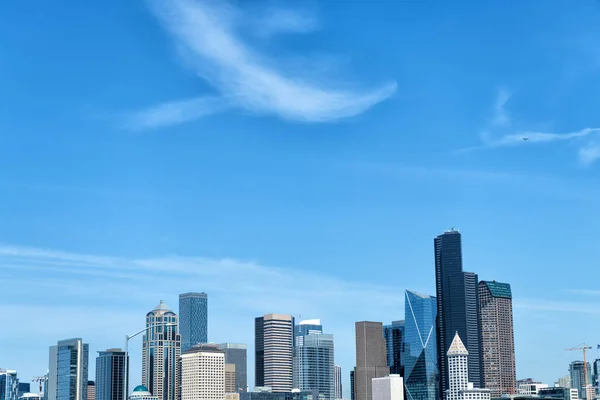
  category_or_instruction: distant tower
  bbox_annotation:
[255,314,294,392]
[87,382,95,400]
[446,333,490,400]
[334,366,342,400]
[570,361,592,400]
[383,321,405,376]
[142,301,181,400]
[47,339,89,400]
[180,345,224,400]
[96,349,127,400]
[179,292,208,352]
[218,344,247,393]
[354,322,389,400]
[293,320,334,400]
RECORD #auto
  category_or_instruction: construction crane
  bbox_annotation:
[566,344,593,397]
[32,375,48,397]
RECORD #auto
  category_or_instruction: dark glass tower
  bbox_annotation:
[383,321,404,376]
[255,317,265,387]
[218,343,248,392]
[179,292,208,352]
[95,349,127,400]
[434,229,482,398]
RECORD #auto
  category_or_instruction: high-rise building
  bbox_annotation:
[47,339,89,400]
[295,320,323,347]
[142,301,181,400]
[180,344,225,400]
[179,292,208,352]
[372,375,404,400]
[334,366,342,400]
[478,281,516,397]
[435,229,483,398]
[403,290,438,400]
[218,344,248,393]
[570,362,592,400]
[96,349,127,400]
[255,314,294,392]
[350,372,355,400]
[87,382,95,400]
[354,322,390,400]
[383,321,405,376]
[293,331,334,400]
[0,369,19,400]
[557,376,571,389]
[226,365,237,394]
[446,334,490,400]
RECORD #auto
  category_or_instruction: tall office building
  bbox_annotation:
[403,290,438,400]
[0,370,19,400]
[354,322,390,400]
[350,371,355,400]
[87,382,95,400]
[180,345,224,400]
[295,320,323,347]
[372,375,404,400]
[293,331,335,400]
[218,344,248,393]
[225,365,237,394]
[570,362,592,400]
[383,321,405,376]
[255,314,294,392]
[96,349,127,400]
[142,301,181,400]
[334,366,342,400]
[478,281,516,397]
[47,339,89,400]
[435,229,483,398]
[446,334,490,400]
[179,292,208,352]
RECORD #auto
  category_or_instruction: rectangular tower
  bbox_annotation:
[255,314,293,392]
[334,366,342,400]
[51,338,89,400]
[180,345,224,400]
[95,349,128,400]
[383,321,405,376]
[354,322,389,400]
[293,333,335,400]
[478,281,516,397]
[179,292,208,352]
[218,344,247,393]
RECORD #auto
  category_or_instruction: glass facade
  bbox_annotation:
[383,321,405,376]
[218,344,248,392]
[403,290,438,400]
[55,339,89,400]
[0,370,19,400]
[570,362,592,400]
[293,334,334,400]
[178,292,208,352]
[96,349,128,400]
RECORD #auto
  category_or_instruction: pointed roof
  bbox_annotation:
[153,300,172,312]
[447,332,468,356]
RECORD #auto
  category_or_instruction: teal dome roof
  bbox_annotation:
[133,386,149,393]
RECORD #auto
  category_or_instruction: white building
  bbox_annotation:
[180,344,225,400]
[446,333,491,400]
[372,375,404,400]
[517,381,548,395]
[334,365,342,400]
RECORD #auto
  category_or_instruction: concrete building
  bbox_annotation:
[96,349,127,400]
[334,366,342,400]
[180,344,224,400]
[218,344,247,393]
[255,314,294,392]
[354,322,390,400]
[293,330,334,400]
[142,301,181,400]
[226,365,237,394]
[372,375,404,400]
[517,379,548,395]
[435,229,483,398]
[179,292,208,352]
[479,281,517,397]
[87,382,95,400]
[128,386,158,400]
[446,333,490,400]
[48,338,89,400]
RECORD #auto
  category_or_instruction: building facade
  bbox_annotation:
[179,292,208,352]
[18,384,30,399]
[96,349,127,400]
[87,382,95,400]
[218,344,247,393]
[255,314,294,392]
[435,229,483,398]
[128,386,158,400]
[383,321,405,376]
[48,339,89,400]
[180,345,225,400]
[446,334,490,400]
[240,390,319,400]
[570,362,592,400]
[539,387,578,400]
[372,375,404,400]
[478,281,516,397]
[403,290,438,400]
[334,366,342,400]
[293,333,335,400]
[226,365,237,394]
[142,301,181,400]
[354,322,390,400]
[295,320,323,347]
[0,370,19,400]
[516,379,548,395]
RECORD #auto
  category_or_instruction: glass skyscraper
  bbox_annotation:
[218,343,248,392]
[403,290,438,400]
[383,321,405,376]
[49,339,89,400]
[0,369,19,400]
[293,332,335,400]
[96,349,127,400]
[178,292,208,352]
[570,361,592,400]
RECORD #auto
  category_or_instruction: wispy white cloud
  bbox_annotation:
[252,7,319,37]
[579,141,600,166]
[124,0,396,129]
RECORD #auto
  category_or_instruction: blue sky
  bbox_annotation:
[2,0,600,395]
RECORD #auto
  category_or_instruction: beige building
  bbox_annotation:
[180,344,225,400]
[255,314,294,392]
[225,364,237,393]
[353,322,389,400]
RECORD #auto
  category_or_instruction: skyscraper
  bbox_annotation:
[48,339,89,400]
[179,292,208,352]
[142,301,181,400]
[403,290,438,400]
[570,362,592,400]
[295,320,323,347]
[180,345,224,400]
[293,330,334,400]
[353,322,389,400]
[255,314,294,392]
[446,334,490,400]
[0,369,19,400]
[383,321,405,376]
[334,366,342,400]
[435,229,483,398]
[218,344,248,393]
[478,281,516,397]
[96,349,127,400]
[87,382,95,400]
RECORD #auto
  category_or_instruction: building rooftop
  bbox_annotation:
[179,292,207,298]
[182,344,225,355]
[481,281,512,299]
[299,319,321,326]
[133,386,149,393]
[447,332,469,356]
[406,290,435,299]
[153,300,172,312]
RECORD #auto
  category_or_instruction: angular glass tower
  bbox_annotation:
[403,290,438,400]
[178,292,208,352]
[383,321,405,376]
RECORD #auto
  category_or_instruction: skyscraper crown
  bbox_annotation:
[447,333,468,356]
